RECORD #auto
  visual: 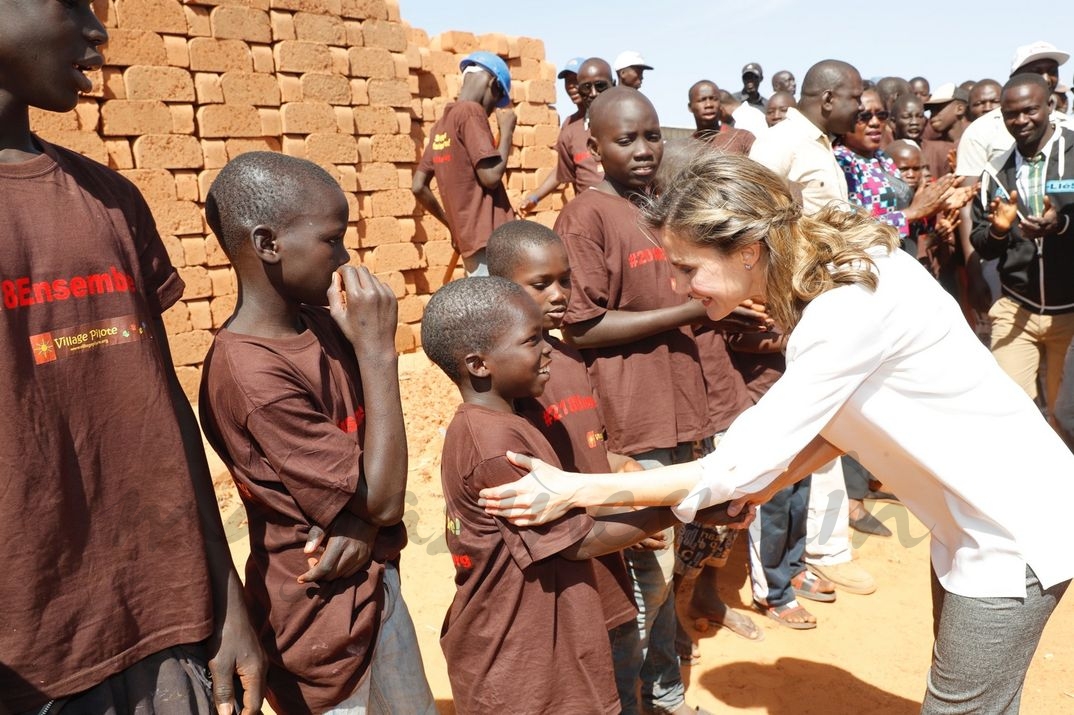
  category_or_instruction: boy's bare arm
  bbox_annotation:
[152,317,265,715]
[561,503,748,560]
[564,301,708,349]
[475,108,516,189]
[411,168,450,228]
[328,267,407,526]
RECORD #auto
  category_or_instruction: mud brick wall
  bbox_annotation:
[29,0,567,400]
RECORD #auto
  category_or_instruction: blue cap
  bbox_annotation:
[460,51,512,108]
[558,57,584,79]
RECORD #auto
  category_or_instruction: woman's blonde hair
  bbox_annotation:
[642,148,899,330]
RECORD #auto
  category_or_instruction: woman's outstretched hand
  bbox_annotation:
[479,451,580,525]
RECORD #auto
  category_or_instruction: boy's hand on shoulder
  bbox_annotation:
[328,266,399,361]
[299,512,379,583]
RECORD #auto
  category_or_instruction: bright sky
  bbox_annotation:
[402,0,1074,128]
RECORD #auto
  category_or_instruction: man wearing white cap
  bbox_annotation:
[614,50,652,90]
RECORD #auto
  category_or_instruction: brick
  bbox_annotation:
[305,133,357,163]
[189,38,252,72]
[123,65,195,102]
[416,216,450,243]
[201,139,229,168]
[436,31,476,54]
[188,300,213,330]
[101,100,173,136]
[339,0,386,19]
[269,9,295,40]
[425,49,458,77]
[407,73,420,96]
[183,5,212,36]
[175,365,201,403]
[251,45,276,73]
[29,107,79,134]
[274,40,332,73]
[279,74,302,102]
[357,216,400,246]
[101,29,168,66]
[121,168,177,201]
[350,79,369,105]
[534,123,558,147]
[162,35,190,68]
[133,134,204,168]
[370,134,416,162]
[205,230,230,264]
[357,136,372,162]
[367,79,410,107]
[280,101,336,133]
[293,11,346,44]
[210,5,271,42]
[392,52,408,79]
[355,162,398,191]
[422,240,455,266]
[397,294,423,323]
[226,137,282,159]
[394,321,415,352]
[170,104,195,134]
[149,199,205,235]
[521,145,556,169]
[195,72,224,103]
[105,140,134,169]
[102,67,126,99]
[162,299,191,333]
[174,171,200,201]
[330,47,350,75]
[362,19,406,51]
[370,189,414,217]
[353,105,396,135]
[169,328,213,365]
[259,108,282,135]
[301,73,350,104]
[344,20,363,46]
[395,110,411,135]
[177,266,212,298]
[516,101,555,125]
[477,33,509,58]
[384,0,400,21]
[403,44,420,70]
[348,47,394,79]
[199,170,223,203]
[182,237,208,266]
[524,79,557,105]
[220,71,281,105]
[375,271,406,299]
[517,37,544,60]
[369,242,423,272]
[211,294,237,327]
[345,194,360,220]
[196,104,262,137]
[115,0,186,33]
[209,267,237,295]
[507,57,540,82]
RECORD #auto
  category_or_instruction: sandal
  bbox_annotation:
[791,569,837,603]
[755,599,817,630]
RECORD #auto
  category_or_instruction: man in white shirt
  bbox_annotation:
[749,60,877,596]
[717,89,769,139]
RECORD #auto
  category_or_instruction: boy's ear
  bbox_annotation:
[587,135,601,163]
[251,225,281,264]
[464,352,490,379]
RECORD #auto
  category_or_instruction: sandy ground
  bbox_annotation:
[208,351,1074,714]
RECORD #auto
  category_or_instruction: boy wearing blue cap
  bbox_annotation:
[413,51,516,276]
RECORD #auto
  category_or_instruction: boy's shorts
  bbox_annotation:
[24,644,215,715]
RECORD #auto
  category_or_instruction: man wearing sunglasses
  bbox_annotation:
[751,59,881,597]
[520,57,612,215]
[413,51,516,276]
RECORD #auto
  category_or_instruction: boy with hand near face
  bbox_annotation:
[199,152,434,715]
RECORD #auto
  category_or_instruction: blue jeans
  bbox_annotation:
[323,562,436,714]
[608,444,692,714]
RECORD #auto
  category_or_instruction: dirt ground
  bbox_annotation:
[209,351,1074,714]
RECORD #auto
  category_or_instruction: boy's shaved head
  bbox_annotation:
[422,277,526,383]
[886,139,921,159]
[206,151,341,258]
[588,85,658,139]
[487,220,564,278]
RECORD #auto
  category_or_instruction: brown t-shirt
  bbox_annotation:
[200,306,406,714]
[693,125,756,156]
[515,335,636,630]
[554,189,710,455]
[692,327,753,432]
[556,110,605,192]
[418,100,513,257]
[0,139,212,710]
[922,138,956,178]
[440,403,619,715]
[728,334,787,403]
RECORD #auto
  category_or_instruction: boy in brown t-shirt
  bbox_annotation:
[0,4,263,712]
[423,277,741,714]
[199,153,435,714]
[412,50,516,276]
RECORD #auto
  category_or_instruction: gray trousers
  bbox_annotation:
[923,565,1068,714]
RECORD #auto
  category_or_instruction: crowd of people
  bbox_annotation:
[3,1,1072,713]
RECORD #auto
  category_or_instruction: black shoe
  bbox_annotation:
[849,509,892,537]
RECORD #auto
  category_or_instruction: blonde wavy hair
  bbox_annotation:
[643,148,899,330]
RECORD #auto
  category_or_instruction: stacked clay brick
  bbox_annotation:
[29,0,567,401]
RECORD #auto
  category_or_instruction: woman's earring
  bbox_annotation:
[744,263,753,271]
